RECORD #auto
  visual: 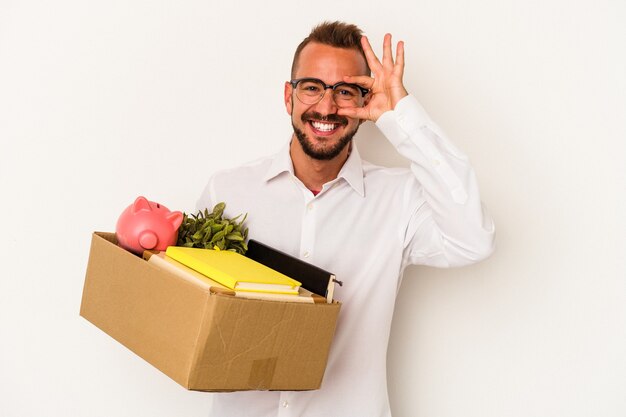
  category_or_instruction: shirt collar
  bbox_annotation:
[336,143,365,197]
[263,141,295,182]
[263,140,365,197]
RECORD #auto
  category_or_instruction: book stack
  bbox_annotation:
[143,242,337,304]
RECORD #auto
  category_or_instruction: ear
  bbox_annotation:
[284,81,293,116]
[132,196,152,214]
[167,211,184,230]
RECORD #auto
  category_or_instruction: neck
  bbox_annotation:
[289,135,351,192]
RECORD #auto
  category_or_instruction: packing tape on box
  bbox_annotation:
[248,357,278,390]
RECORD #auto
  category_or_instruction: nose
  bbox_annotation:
[315,87,339,113]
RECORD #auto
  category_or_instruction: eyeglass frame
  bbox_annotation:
[289,78,370,106]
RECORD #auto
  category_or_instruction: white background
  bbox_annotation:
[1,1,625,416]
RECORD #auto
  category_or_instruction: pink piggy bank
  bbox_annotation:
[115,196,184,255]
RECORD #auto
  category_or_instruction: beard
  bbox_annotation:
[292,111,359,161]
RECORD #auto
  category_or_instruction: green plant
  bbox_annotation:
[176,202,248,254]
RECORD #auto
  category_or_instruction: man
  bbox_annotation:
[197,21,495,417]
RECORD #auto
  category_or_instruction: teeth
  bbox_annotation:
[311,121,338,132]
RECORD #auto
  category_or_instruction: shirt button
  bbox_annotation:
[432,159,441,166]
[282,401,289,408]
[307,203,314,211]
[303,251,310,258]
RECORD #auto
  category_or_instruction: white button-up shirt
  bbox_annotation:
[197,95,495,417]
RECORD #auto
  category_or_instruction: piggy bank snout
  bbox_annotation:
[138,230,158,250]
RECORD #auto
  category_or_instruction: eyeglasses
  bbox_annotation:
[289,78,369,108]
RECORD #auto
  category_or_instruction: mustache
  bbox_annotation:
[301,111,348,126]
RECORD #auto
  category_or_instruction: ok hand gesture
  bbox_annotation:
[338,34,408,122]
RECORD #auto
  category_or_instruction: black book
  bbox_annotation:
[245,239,340,303]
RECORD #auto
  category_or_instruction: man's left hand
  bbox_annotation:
[338,33,409,122]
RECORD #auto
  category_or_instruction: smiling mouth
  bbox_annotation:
[301,111,348,135]
[310,120,340,132]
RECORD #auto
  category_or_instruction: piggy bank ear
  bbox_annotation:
[167,211,184,230]
[131,196,152,214]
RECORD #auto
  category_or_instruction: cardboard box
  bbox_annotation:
[80,232,341,391]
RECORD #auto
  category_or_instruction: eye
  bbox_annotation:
[336,89,354,96]
[334,84,359,98]
[298,81,323,93]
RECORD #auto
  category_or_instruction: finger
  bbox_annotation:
[343,75,374,89]
[337,106,370,120]
[382,33,394,68]
[360,36,382,72]
[395,40,405,78]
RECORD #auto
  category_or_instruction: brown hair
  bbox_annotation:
[291,21,370,78]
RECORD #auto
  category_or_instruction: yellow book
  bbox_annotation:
[165,246,301,295]
[143,251,321,303]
